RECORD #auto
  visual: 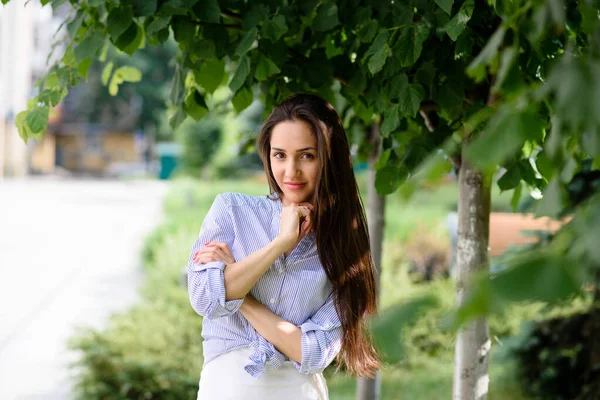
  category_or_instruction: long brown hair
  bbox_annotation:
[257,93,380,378]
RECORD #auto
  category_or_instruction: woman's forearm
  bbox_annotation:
[224,237,289,300]
[239,296,303,363]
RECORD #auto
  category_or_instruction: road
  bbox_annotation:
[0,178,167,400]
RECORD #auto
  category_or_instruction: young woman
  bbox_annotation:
[188,93,380,399]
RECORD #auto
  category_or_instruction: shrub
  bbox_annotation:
[513,303,600,400]
[68,293,204,400]
[177,117,223,177]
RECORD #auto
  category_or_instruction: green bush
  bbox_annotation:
[511,298,598,400]
[177,117,223,177]
[68,293,203,400]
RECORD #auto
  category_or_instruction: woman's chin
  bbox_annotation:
[282,190,312,205]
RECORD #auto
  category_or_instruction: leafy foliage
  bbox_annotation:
[6,0,600,346]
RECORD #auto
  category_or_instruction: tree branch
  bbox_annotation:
[221,9,242,22]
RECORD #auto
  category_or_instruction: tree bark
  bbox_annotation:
[356,123,385,400]
[452,155,491,400]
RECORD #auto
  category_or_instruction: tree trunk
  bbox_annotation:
[452,156,491,400]
[356,123,385,400]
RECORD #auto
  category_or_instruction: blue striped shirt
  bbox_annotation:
[187,192,343,379]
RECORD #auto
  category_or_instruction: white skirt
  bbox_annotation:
[197,347,329,400]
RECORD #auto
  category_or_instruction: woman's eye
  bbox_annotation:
[273,153,284,159]
[302,153,315,159]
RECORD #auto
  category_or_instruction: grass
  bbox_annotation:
[157,174,533,399]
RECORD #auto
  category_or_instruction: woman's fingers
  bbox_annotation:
[193,242,235,265]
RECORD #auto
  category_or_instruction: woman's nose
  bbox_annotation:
[285,159,300,176]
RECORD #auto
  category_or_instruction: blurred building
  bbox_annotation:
[0,0,61,178]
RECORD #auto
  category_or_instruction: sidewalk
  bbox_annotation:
[0,178,167,399]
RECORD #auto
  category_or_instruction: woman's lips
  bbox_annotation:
[284,182,306,190]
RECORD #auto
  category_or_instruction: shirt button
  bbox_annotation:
[278,268,283,274]
[269,298,275,304]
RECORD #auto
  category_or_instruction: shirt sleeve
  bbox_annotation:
[187,193,244,320]
[291,291,343,375]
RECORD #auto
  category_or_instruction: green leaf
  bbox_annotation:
[364,30,388,59]
[314,2,340,32]
[467,26,506,82]
[15,111,32,142]
[101,62,114,86]
[67,10,85,39]
[26,106,49,134]
[146,16,171,37]
[193,0,220,23]
[399,84,424,117]
[371,295,438,363]
[436,81,464,111]
[492,47,517,94]
[183,89,208,121]
[45,73,60,90]
[107,66,142,96]
[169,108,186,130]
[106,7,133,41]
[236,28,258,57]
[536,177,565,218]
[325,35,343,59]
[242,4,270,30]
[518,159,540,187]
[497,165,521,191]
[255,54,281,81]
[51,0,68,11]
[444,0,474,41]
[394,24,429,67]
[510,182,523,212]
[74,32,104,62]
[192,39,216,59]
[413,151,452,185]
[581,129,600,157]
[535,151,554,181]
[415,62,436,89]
[131,0,157,17]
[229,56,250,93]
[262,15,288,42]
[78,58,92,79]
[364,30,391,74]
[232,86,253,113]
[113,22,143,56]
[195,59,226,94]
[381,104,400,138]
[491,252,582,303]
[172,16,197,46]
[115,66,142,82]
[387,73,409,101]
[391,2,413,25]
[170,66,185,105]
[357,19,378,43]
[375,165,409,194]
[465,108,544,168]
[436,0,453,15]
[375,149,391,170]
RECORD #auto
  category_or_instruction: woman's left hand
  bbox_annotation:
[193,241,236,265]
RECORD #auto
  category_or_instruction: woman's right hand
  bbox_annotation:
[277,202,314,252]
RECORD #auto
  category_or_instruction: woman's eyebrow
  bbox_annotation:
[271,147,317,152]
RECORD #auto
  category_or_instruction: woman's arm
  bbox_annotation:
[239,295,303,363]
[210,201,313,301]
[240,293,343,375]
[221,237,289,300]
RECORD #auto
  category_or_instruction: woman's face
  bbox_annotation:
[270,119,320,206]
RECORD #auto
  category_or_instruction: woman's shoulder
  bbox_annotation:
[216,192,277,210]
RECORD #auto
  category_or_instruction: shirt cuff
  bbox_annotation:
[194,260,244,319]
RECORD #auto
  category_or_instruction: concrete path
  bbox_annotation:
[0,178,168,400]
